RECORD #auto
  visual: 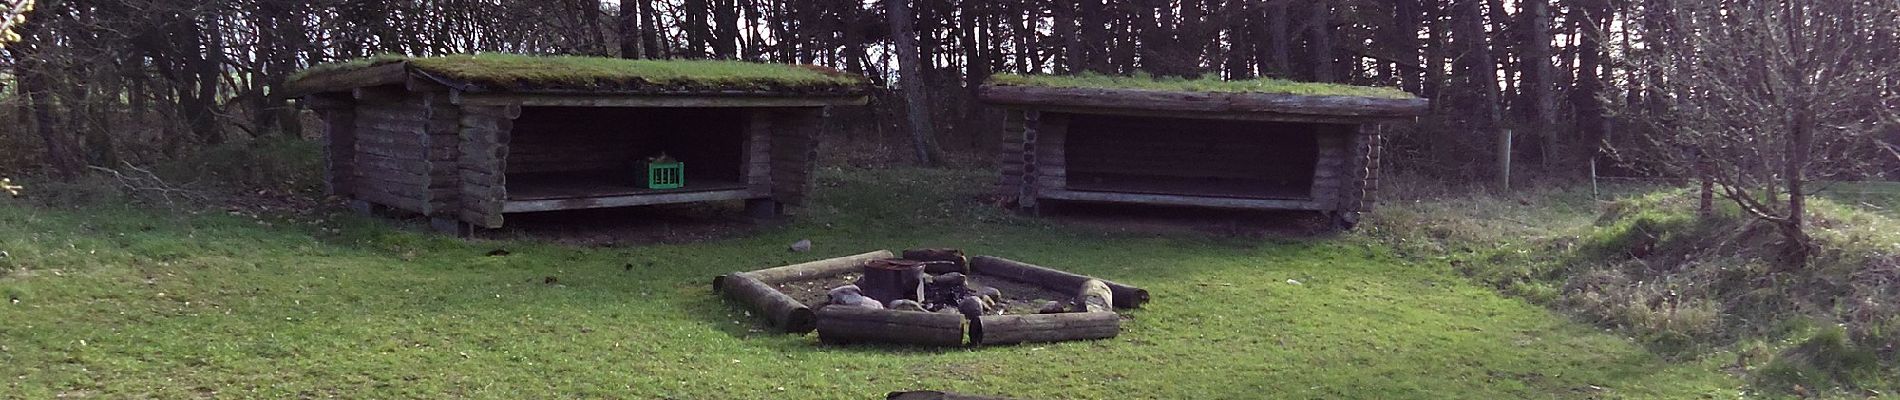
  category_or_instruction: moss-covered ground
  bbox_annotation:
[0,165,1755,398]
[986,72,1417,99]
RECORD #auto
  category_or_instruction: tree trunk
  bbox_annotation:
[1306,0,1335,82]
[1784,106,1813,268]
[889,0,943,166]
[1524,0,1557,168]
[618,0,644,58]
[1264,0,1291,78]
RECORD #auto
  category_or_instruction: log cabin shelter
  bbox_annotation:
[281,55,869,235]
[977,74,1429,228]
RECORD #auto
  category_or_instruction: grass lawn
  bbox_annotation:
[0,167,1745,398]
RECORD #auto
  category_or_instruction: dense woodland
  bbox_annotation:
[0,0,1895,182]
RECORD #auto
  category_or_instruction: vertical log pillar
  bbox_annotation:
[1036,113,1068,195]
[742,110,779,218]
[998,109,1028,200]
[422,91,464,234]
[1018,111,1041,209]
[457,102,520,230]
[769,109,821,207]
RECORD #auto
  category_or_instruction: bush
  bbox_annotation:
[153,138,323,194]
[1756,325,1883,394]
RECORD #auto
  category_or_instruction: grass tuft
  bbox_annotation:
[986,72,1418,99]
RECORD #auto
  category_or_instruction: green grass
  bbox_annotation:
[288,54,868,94]
[987,72,1418,99]
[0,168,1745,398]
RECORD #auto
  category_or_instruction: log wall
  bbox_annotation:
[458,104,519,228]
[1310,127,1346,206]
[996,109,1041,208]
[767,109,822,206]
[995,107,1378,213]
[742,110,774,197]
[350,88,446,214]
[1345,124,1383,212]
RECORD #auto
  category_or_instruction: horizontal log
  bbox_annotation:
[1038,189,1330,211]
[502,188,761,213]
[975,312,1121,345]
[351,184,427,214]
[979,85,1428,119]
[719,273,816,333]
[969,256,1150,309]
[815,306,964,346]
[738,250,894,285]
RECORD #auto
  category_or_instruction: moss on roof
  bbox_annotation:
[986,72,1417,99]
[288,54,869,94]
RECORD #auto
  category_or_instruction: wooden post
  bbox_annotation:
[1497,128,1513,190]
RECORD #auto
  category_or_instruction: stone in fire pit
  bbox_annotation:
[712,249,1150,346]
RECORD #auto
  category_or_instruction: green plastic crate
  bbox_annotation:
[646,161,684,189]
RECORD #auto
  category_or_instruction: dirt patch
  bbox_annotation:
[774,272,1072,315]
[476,202,763,246]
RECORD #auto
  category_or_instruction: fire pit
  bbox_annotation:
[713,249,1150,346]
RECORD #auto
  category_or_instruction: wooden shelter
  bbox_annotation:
[282,55,868,234]
[978,75,1428,227]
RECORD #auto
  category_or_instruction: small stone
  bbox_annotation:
[975,286,1002,302]
[887,299,927,312]
[788,239,812,253]
[1038,300,1067,314]
[957,296,986,319]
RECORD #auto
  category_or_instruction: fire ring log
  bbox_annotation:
[741,250,894,285]
[713,250,894,334]
[859,259,927,303]
[903,248,971,274]
[970,256,1150,309]
[718,273,817,333]
[975,312,1121,345]
[817,306,966,346]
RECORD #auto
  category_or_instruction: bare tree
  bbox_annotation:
[1617,0,1900,268]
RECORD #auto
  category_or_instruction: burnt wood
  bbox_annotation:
[969,256,1150,309]
[902,248,970,274]
[859,259,927,303]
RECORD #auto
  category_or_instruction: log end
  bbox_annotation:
[784,307,817,334]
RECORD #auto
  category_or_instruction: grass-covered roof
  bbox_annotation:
[286,54,869,95]
[986,72,1418,99]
